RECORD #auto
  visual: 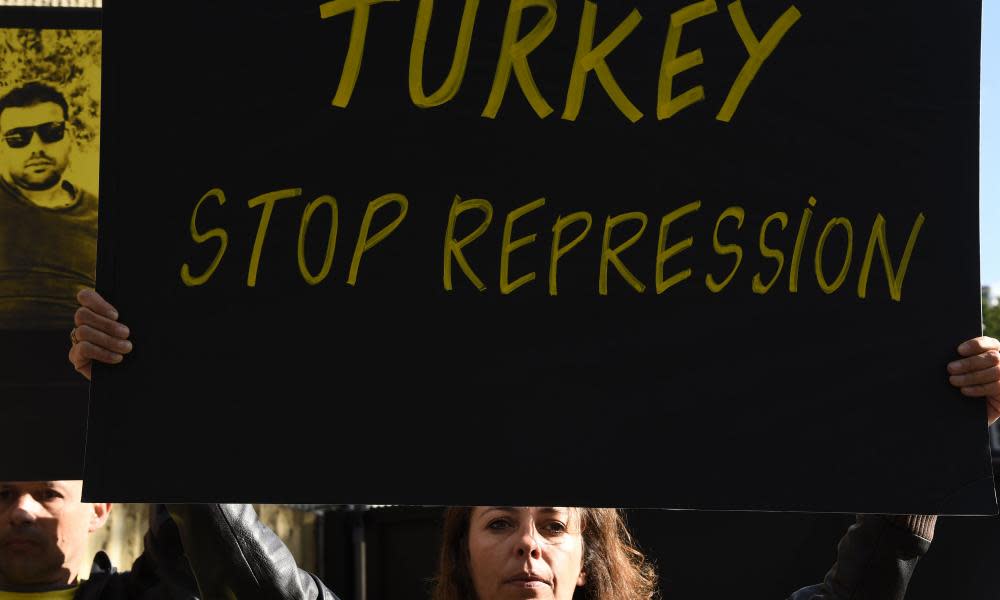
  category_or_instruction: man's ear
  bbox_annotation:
[88,503,112,532]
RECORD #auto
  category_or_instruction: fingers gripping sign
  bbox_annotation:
[948,336,1000,426]
[68,288,133,381]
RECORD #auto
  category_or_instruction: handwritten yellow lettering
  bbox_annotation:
[657,0,717,120]
[348,193,408,286]
[319,0,399,108]
[752,211,787,294]
[705,206,744,292]
[857,213,925,301]
[297,195,340,285]
[562,2,643,123]
[814,217,852,294]
[656,200,701,294]
[716,1,801,122]
[600,212,648,295]
[180,188,229,287]
[500,197,545,294]
[549,212,592,296]
[409,0,480,108]
[789,196,816,293]
[444,196,493,291]
[247,188,302,288]
[482,0,557,119]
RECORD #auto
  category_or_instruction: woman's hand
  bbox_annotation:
[947,336,1000,426]
[68,288,133,381]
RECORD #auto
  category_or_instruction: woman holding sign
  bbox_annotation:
[68,289,1000,600]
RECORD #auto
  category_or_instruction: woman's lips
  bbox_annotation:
[504,573,551,587]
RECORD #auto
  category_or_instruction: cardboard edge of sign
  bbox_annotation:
[932,472,999,517]
[76,477,1000,516]
[0,6,100,30]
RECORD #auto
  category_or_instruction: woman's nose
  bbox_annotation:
[515,525,542,559]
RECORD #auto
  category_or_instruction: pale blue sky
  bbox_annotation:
[982,2,1000,291]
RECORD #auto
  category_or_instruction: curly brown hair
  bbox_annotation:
[432,507,659,600]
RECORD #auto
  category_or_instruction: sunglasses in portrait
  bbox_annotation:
[2,121,67,149]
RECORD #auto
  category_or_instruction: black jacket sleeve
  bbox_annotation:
[79,505,200,600]
[787,515,933,600]
[164,503,340,600]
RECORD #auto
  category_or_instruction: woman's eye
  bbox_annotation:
[543,521,567,534]
[38,490,62,501]
[488,519,512,530]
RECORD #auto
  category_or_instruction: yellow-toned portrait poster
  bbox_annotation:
[0,9,102,480]
[0,27,101,331]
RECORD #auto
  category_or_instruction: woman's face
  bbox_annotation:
[467,507,586,600]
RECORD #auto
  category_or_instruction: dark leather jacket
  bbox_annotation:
[73,505,928,600]
[73,504,337,600]
[165,504,336,600]
[75,505,202,599]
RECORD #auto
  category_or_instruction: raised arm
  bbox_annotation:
[789,335,999,599]
[165,504,339,600]
[99,504,339,599]
[787,515,934,600]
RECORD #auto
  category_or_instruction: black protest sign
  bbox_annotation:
[85,0,994,512]
[0,7,101,480]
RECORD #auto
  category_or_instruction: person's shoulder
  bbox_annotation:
[80,189,99,216]
[786,584,822,600]
[61,180,99,217]
[0,177,24,205]
[75,552,120,600]
[77,551,197,600]
[65,180,98,206]
[80,188,98,205]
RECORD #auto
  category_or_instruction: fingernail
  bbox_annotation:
[947,361,961,372]
[110,310,119,320]
[118,325,129,337]
[111,353,123,363]
[958,342,971,354]
[123,341,133,352]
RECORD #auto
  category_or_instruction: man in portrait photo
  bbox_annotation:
[0,81,98,331]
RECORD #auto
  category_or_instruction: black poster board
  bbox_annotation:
[0,7,101,480]
[86,0,995,512]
